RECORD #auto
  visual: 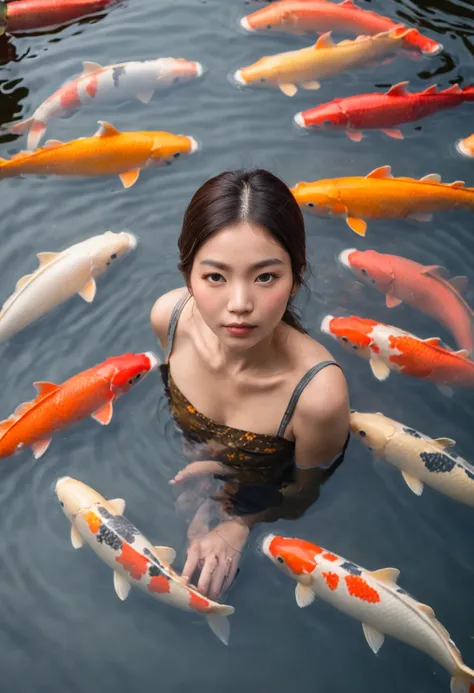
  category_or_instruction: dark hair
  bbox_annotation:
[178,169,307,333]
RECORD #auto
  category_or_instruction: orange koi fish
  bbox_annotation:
[339,248,474,354]
[457,133,474,158]
[0,121,198,188]
[263,534,474,692]
[291,166,474,236]
[233,27,415,97]
[320,314,474,393]
[56,477,234,645]
[0,351,158,459]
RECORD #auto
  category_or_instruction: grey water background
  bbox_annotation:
[0,0,473,690]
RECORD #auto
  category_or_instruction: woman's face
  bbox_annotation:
[189,221,296,348]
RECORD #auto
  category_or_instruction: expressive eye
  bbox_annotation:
[204,273,225,284]
[277,556,285,564]
[359,430,366,437]
[341,336,349,343]
[256,273,277,284]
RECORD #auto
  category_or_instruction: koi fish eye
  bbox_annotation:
[307,203,314,208]
[352,345,358,351]
[173,77,180,84]
[111,253,117,260]
[361,269,368,276]
[173,153,181,158]
[266,24,272,29]
[359,430,366,437]
[260,78,266,83]
[276,556,285,564]
[341,337,349,343]
[128,373,142,386]
[59,501,64,507]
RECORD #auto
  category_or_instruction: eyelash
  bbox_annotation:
[202,273,279,285]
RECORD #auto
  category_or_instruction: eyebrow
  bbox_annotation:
[200,258,284,271]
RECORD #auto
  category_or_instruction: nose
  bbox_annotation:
[227,283,253,315]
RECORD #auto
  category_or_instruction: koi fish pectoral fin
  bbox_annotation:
[369,359,391,381]
[381,128,404,140]
[408,212,433,222]
[301,81,321,91]
[279,83,298,97]
[136,89,154,105]
[78,278,97,303]
[119,169,141,188]
[113,571,131,601]
[31,437,52,459]
[91,401,114,425]
[362,623,385,654]
[295,582,315,608]
[206,613,231,646]
[385,294,403,308]
[108,498,126,515]
[70,523,84,549]
[401,471,424,496]
[346,130,363,143]
[346,217,367,236]
[437,384,454,398]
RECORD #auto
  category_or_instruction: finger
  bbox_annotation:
[170,461,228,485]
[221,555,240,595]
[182,544,200,581]
[208,559,228,601]
[197,554,219,596]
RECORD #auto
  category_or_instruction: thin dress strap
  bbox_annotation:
[277,360,342,438]
[164,292,191,362]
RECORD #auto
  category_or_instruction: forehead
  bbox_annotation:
[194,222,290,265]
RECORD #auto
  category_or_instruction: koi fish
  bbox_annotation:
[263,534,474,692]
[456,133,474,158]
[0,1,6,35]
[291,166,474,236]
[320,314,474,392]
[350,410,474,506]
[5,0,118,34]
[55,476,234,644]
[8,58,204,150]
[0,351,158,459]
[240,0,441,55]
[0,121,199,188]
[294,83,474,141]
[0,231,136,343]
[233,27,415,97]
[338,248,474,354]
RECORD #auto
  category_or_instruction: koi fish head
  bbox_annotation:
[456,134,474,159]
[240,5,297,34]
[233,55,278,88]
[295,102,348,130]
[55,476,106,522]
[349,411,395,455]
[85,231,137,277]
[400,29,443,56]
[158,57,205,84]
[320,315,376,359]
[101,351,159,394]
[148,133,199,167]
[339,248,394,293]
[262,534,318,580]
[290,181,340,216]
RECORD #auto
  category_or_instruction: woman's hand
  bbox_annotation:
[182,519,250,600]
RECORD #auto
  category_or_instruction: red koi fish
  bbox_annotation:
[295,83,474,141]
[240,0,442,56]
[4,0,118,33]
[339,248,474,354]
[0,351,158,459]
[320,314,474,393]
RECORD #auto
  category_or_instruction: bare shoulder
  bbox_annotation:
[150,286,188,351]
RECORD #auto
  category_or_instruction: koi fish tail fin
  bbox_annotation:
[206,604,234,646]
[450,671,474,693]
[7,117,46,150]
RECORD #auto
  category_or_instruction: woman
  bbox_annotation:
[151,169,350,602]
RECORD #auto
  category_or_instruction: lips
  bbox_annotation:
[225,324,255,329]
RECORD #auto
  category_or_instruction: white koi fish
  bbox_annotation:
[9,57,204,150]
[263,534,474,692]
[350,410,474,506]
[0,231,136,343]
[55,477,234,645]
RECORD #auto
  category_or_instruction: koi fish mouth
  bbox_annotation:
[144,351,159,371]
[423,42,443,56]
[261,533,276,557]
[233,70,247,86]
[338,248,357,268]
[320,315,334,335]
[194,62,205,77]
[125,232,138,250]
[240,17,253,32]
[456,139,473,158]
[188,136,200,154]
[293,113,306,129]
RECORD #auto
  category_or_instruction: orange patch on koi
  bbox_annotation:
[83,510,101,534]
[322,571,339,591]
[189,590,210,613]
[59,82,81,109]
[388,335,435,377]
[115,543,149,580]
[148,575,170,594]
[322,552,338,562]
[85,75,98,98]
[345,575,381,603]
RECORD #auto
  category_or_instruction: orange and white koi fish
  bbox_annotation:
[55,477,234,644]
[263,534,474,692]
[320,314,474,392]
[8,58,203,150]
[350,410,474,506]
[456,133,474,158]
[0,351,158,459]
[0,231,137,343]
[0,121,198,188]
[240,0,441,55]
[233,27,415,97]
[291,166,474,236]
[339,248,474,354]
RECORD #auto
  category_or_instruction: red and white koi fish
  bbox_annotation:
[339,248,474,354]
[0,231,137,343]
[295,83,474,141]
[240,0,441,56]
[0,351,158,459]
[55,477,234,644]
[263,534,474,692]
[8,57,204,150]
[5,0,118,33]
[320,314,474,392]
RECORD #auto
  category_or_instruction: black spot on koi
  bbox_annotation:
[97,506,139,543]
[403,427,422,439]
[112,66,126,88]
[420,451,455,474]
[340,561,362,576]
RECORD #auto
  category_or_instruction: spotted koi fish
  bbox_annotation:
[263,534,474,692]
[350,410,474,506]
[55,477,234,645]
[0,351,158,459]
[8,57,204,150]
[320,314,474,393]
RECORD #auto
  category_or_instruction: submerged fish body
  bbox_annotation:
[55,477,234,645]
[339,248,474,354]
[291,166,474,236]
[263,534,474,691]
[234,28,414,97]
[350,410,474,506]
[8,58,204,150]
[320,314,474,389]
[240,0,441,55]
[0,231,137,343]
[0,351,158,459]
[0,121,199,188]
[5,0,118,33]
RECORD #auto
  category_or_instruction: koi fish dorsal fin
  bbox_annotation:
[453,348,470,357]
[37,251,60,267]
[366,165,393,179]
[33,381,60,397]
[82,60,102,74]
[13,401,35,417]
[449,275,469,293]
[339,0,357,7]
[94,121,120,138]
[445,84,462,94]
[433,437,457,449]
[370,567,400,584]
[10,151,31,161]
[421,337,442,347]
[448,180,465,188]
[314,32,334,50]
[421,264,450,279]
[153,546,176,564]
[108,498,126,515]
[15,274,33,291]
[44,140,64,149]
[386,82,409,97]
[419,173,441,183]
[421,85,437,95]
